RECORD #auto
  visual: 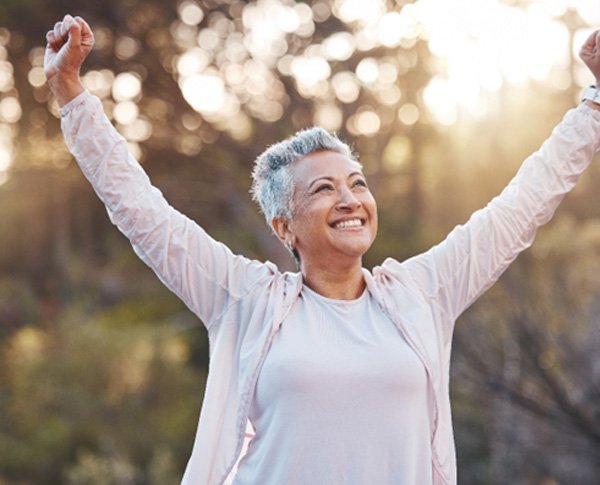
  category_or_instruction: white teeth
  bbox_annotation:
[334,219,362,229]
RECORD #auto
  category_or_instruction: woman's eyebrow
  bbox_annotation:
[307,172,364,190]
[308,176,334,190]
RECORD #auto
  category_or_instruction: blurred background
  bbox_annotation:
[1,0,600,483]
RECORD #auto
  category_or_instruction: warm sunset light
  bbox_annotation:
[4,2,600,482]
[1,0,598,188]
[171,0,599,132]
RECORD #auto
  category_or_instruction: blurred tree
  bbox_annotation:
[453,216,600,484]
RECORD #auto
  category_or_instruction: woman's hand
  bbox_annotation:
[579,30,600,111]
[580,30,600,87]
[44,15,94,107]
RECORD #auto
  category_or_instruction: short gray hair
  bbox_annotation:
[251,127,355,224]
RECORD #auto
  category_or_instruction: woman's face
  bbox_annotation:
[280,150,378,268]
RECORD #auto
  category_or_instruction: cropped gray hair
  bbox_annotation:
[251,126,355,225]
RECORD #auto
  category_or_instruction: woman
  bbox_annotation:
[45,14,600,485]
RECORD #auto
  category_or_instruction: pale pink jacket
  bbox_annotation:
[60,91,600,485]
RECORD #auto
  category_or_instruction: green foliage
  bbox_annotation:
[0,299,205,484]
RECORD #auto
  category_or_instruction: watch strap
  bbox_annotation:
[582,85,600,105]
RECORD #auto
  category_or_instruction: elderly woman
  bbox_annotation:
[45,14,600,485]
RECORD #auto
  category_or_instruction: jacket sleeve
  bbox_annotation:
[398,103,600,329]
[60,91,274,330]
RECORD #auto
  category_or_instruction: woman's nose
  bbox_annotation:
[336,187,361,211]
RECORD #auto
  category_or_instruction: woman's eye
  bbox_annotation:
[315,184,334,193]
[353,179,367,188]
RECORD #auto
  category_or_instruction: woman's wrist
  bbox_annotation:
[47,74,85,108]
[584,99,600,111]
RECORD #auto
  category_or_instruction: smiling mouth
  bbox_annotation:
[331,218,364,229]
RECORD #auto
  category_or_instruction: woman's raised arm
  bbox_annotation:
[44,16,276,330]
[395,30,600,344]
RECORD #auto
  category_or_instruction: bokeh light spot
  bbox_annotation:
[113,101,139,125]
[378,12,404,47]
[314,103,343,132]
[383,135,412,172]
[179,1,205,26]
[332,71,360,103]
[83,70,114,99]
[181,73,225,113]
[323,32,356,61]
[0,61,14,92]
[356,58,379,84]
[27,66,46,88]
[112,72,142,102]
[348,109,380,136]
[398,103,420,126]
[177,48,211,77]
[0,97,21,123]
[0,145,11,171]
[122,118,152,142]
[115,36,141,60]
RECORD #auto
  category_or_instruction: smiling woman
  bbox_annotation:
[44,12,600,485]
[268,149,378,299]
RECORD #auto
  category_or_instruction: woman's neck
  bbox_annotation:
[300,261,365,300]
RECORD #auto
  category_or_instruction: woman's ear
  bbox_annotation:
[272,216,300,263]
[271,216,291,244]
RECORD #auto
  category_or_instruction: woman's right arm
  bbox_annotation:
[45,16,275,329]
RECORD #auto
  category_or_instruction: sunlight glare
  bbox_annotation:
[333,0,384,25]
[276,5,301,33]
[181,73,225,113]
[573,0,600,25]
[323,32,356,61]
[423,77,457,126]
[0,145,11,171]
[291,56,331,87]
[378,12,402,47]
[413,0,576,123]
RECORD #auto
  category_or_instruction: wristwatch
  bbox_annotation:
[582,85,600,105]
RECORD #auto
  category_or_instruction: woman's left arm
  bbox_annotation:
[401,30,600,327]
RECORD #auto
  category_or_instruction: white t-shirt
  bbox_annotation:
[234,285,433,484]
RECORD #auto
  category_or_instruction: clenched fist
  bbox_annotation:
[44,14,94,107]
[580,30,600,87]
